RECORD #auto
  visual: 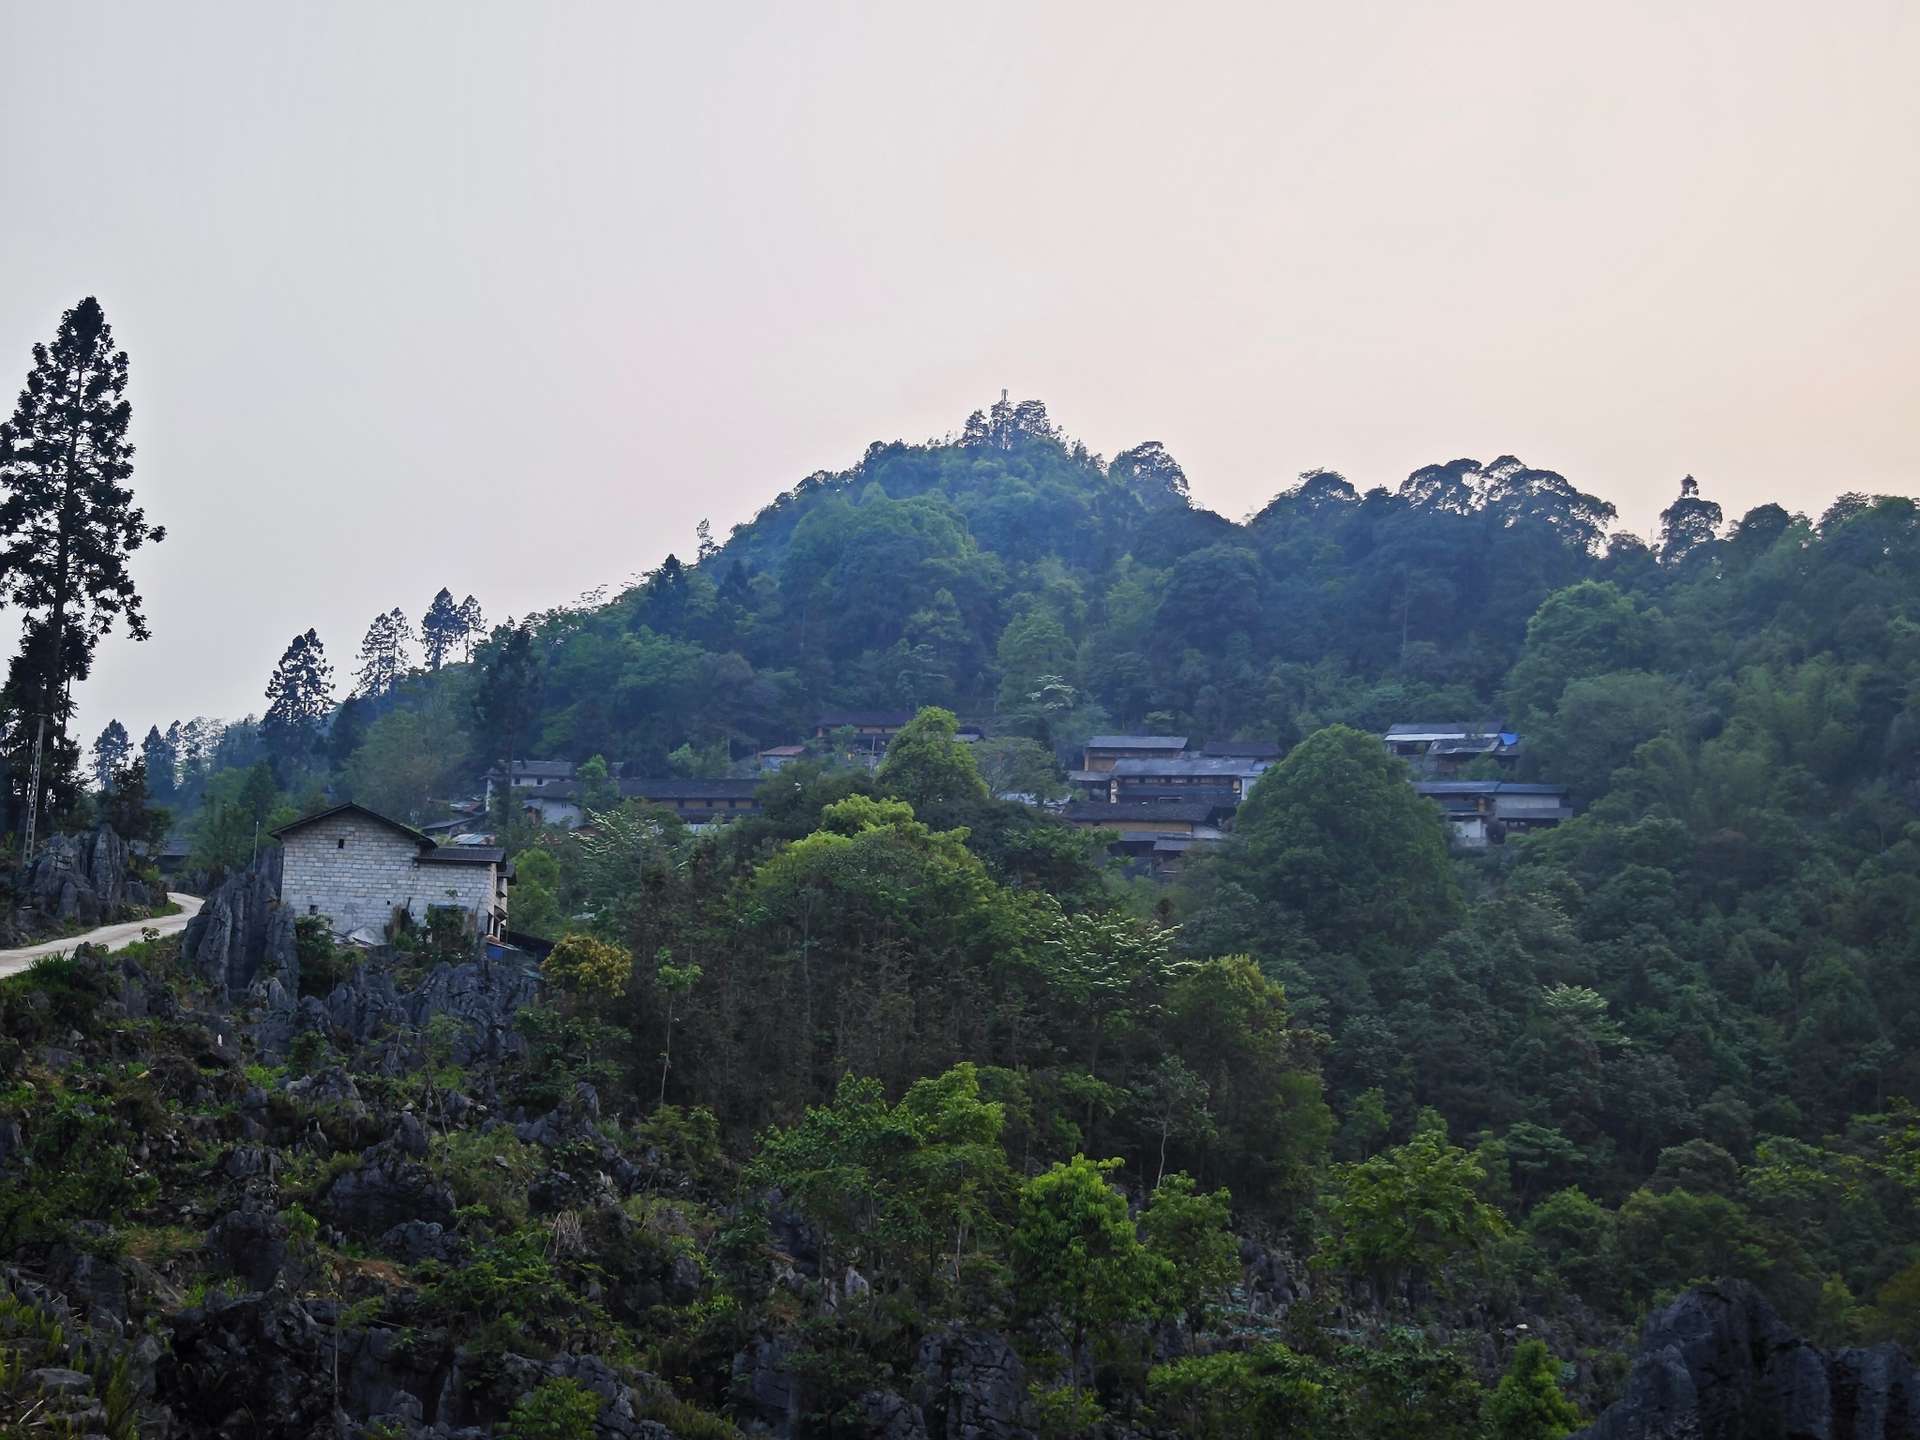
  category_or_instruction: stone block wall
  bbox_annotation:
[281,814,502,938]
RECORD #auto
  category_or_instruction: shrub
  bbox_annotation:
[504,1377,600,1440]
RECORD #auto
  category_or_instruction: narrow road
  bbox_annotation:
[0,893,203,980]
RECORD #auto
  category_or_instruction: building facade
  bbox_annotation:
[275,804,511,941]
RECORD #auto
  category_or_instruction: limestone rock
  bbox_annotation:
[1575,1280,1918,1440]
[182,852,295,1002]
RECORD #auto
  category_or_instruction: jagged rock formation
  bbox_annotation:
[5,824,150,939]
[181,849,295,1000]
[1576,1280,1917,1440]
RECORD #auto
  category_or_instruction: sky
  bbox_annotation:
[2,1,1917,745]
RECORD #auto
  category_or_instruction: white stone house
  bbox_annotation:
[274,803,512,942]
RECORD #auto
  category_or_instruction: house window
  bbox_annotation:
[337,838,346,849]
[308,904,318,915]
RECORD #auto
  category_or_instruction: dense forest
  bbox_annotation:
[5,392,1919,1437]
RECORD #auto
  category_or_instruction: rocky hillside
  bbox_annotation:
[2,841,1914,1439]
[0,824,162,947]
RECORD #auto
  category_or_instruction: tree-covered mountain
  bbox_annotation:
[5,394,1918,1438]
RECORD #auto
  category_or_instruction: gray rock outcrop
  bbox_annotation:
[13,824,149,933]
[1576,1280,1917,1440]
[182,851,295,1001]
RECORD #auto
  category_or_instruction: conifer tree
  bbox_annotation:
[0,297,165,843]
[261,629,333,769]
[353,607,414,697]
[141,723,177,800]
[473,621,542,807]
[421,587,463,670]
[90,718,131,792]
[458,595,485,659]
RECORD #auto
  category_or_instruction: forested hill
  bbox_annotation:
[512,393,1899,781]
[530,395,1638,764]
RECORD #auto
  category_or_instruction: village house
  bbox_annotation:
[1384,722,1522,775]
[1061,799,1229,875]
[482,758,630,809]
[1105,754,1270,806]
[274,803,512,943]
[1413,780,1571,848]
[813,710,915,754]
[1081,735,1189,771]
[757,744,808,772]
[519,777,764,829]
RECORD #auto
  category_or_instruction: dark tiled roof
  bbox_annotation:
[1110,785,1242,802]
[419,845,507,865]
[272,802,432,847]
[1086,735,1188,750]
[1109,756,1264,777]
[1064,800,1218,824]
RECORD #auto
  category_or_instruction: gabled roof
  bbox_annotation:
[1086,735,1188,750]
[272,802,432,847]
[273,803,511,868]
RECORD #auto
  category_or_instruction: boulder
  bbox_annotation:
[204,1204,289,1291]
[375,1220,466,1265]
[1576,1280,1918,1439]
[319,1157,456,1239]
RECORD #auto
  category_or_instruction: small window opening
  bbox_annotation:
[337,838,346,849]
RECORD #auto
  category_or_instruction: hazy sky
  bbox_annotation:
[3,1,1917,744]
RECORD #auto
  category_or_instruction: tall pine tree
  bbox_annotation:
[421,588,462,670]
[261,629,333,771]
[353,607,414,697]
[141,724,177,800]
[458,595,485,659]
[90,718,131,792]
[0,297,164,843]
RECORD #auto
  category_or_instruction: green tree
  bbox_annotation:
[574,753,619,815]
[509,846,563,938]
[261,629,334,771]
[90,718,130,791]
[474,621,544,808]
[421,587,464,670]
[1224,725,1461,952]
[1484,1339,1582,1440]
[655,950,702,1105]
[1139,1173,1238,1328]
[0,297,165,837]
[343,704,464,822]
[353,607,414,697]
[1324,1129,1508,1302]
[876,706,990,811]
[1012,1155,1171,1389]
[1504,581,1652,724]
[503,1377,600,1440]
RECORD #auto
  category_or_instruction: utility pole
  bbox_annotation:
[22,714,45,861]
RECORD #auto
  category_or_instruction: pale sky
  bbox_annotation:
[2,1,1917,745]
